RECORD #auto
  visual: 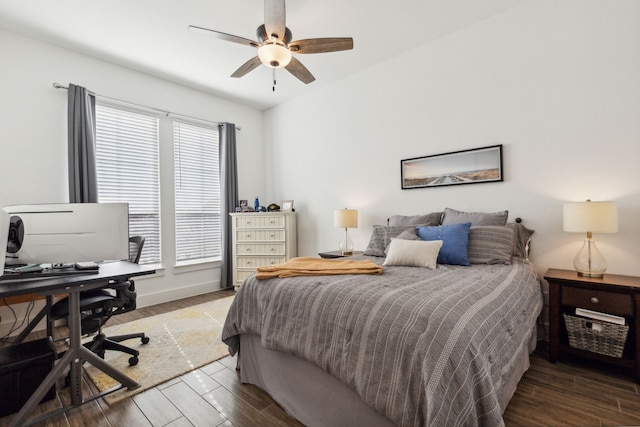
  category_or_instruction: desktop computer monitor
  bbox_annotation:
[3,203,129,266]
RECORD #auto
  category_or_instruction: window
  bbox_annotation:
[173,121,221,263]
[95,104,161,265]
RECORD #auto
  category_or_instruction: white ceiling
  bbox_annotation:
[0,0,528,111]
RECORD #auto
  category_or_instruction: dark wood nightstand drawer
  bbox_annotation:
[561,287,633,316]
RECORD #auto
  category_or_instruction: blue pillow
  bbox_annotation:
[416,223,472,266]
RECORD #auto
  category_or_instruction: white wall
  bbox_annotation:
[264,0,640,282]
[0,29,265,334]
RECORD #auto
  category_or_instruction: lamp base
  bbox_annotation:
[577,271,604,278]
[339,227,354,257]
[573,236,607,279]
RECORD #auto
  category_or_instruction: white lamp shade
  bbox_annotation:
[334,209,358,229]
[258,43,292,68]
[563,201,618,233]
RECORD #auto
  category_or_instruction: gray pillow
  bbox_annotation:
[388,212,442,227]
[364,225,415,257]
[395,228,420,240]
[507,222,535,259]
[441,208,508,226]
[384,228,420,255]
[467,226,514,264]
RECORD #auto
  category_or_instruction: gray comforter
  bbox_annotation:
[222,257,543,427]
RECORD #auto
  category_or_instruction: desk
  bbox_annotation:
[0,261,156,426]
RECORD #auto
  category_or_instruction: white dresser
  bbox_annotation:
[229,212,297,288]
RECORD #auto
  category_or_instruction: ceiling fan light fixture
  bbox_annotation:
[258,43,292,68]
[190,0,353,84]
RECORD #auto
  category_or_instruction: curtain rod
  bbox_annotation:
[52,83,241,131]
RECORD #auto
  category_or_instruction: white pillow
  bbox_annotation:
[383,238,443,269]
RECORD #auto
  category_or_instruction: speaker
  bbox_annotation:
[7,215,24,254]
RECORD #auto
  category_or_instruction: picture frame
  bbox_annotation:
[281,200,294,212]
[238,199,252,212]
[401,144,503,190]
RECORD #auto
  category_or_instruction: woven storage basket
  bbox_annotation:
[563,313,629,358]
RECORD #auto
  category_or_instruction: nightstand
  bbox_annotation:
[545,268,640,381]
[318,250,363,259]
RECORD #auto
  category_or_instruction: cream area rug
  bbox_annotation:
[85,295,234,404]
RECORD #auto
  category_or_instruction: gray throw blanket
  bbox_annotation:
[223,257,542,427]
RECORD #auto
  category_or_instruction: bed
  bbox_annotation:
[222,209,543,427]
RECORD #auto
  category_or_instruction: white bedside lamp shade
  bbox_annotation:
[334,209,358,255]
[563,200,618,277]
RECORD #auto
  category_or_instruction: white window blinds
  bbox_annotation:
[95,105,161,265]
[173,121,221,262]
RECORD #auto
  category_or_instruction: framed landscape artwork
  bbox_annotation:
[401,144,503,189]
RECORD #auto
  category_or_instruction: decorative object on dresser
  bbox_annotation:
[333,208,358,255]
[545,268,640,382]
[563,200,618,278]
[229,212,297,289]
[238,199,253,212]
[281,200,293,212]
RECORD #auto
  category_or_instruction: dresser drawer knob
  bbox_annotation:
[590,297,599,304]
[246,248,251,252]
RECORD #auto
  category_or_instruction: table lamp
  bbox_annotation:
[334,208,358,255]
[563,199,618,278]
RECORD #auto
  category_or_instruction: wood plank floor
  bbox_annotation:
[2,290,640,427]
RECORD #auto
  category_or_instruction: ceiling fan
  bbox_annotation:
[189,0,353,88]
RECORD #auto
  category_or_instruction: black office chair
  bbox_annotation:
[49,236,149,366]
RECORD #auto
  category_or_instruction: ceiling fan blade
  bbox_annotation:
[189,25,259,48]
[289,37,354,54]
[256,24,268,43]
[264,0,286,40]
[285,57,315,84]
[231,56,263,78]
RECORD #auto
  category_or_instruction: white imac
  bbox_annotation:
[3,203,129,265]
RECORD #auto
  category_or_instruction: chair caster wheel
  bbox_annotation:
[141,336,150,345]
[128,356,139,366]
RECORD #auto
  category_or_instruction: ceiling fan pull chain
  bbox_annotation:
[272,68,276,92]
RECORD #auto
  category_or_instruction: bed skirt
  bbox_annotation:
[238,332,537,427]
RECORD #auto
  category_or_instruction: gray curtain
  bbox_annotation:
[68,83,98,203]
[219,123,239,289]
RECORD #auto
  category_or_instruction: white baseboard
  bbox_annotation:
[137,280,223,308]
